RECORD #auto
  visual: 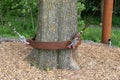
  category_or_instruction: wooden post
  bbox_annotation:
[102,0,114,44]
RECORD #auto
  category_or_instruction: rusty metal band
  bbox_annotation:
[27,32,82,50]
[27,39,73,50]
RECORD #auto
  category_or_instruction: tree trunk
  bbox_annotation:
[27,0,79,70]
[101,0,104,22]
[113,0,117,16]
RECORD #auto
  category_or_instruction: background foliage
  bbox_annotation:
[0,0,38,17]
[0,0,120,47]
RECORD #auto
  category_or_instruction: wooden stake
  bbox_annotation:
[102,0,114,44]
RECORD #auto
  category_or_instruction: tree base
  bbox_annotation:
[26,49,80,70]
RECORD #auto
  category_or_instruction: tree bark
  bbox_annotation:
[58,0,79,69]
[101,0,104,22]
[27,0,79,70]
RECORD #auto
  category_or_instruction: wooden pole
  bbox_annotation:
[102,0,114,44]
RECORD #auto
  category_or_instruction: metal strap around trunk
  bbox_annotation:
[27,32,81,50]
[27,39,72,50]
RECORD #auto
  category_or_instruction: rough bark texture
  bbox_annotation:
[27,0,79,70]
[58,0,79,69]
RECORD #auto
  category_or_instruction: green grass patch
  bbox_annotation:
[111,29,120,47]
[0,16,37,38]
[78,25,102,42]
[78,25,120,47]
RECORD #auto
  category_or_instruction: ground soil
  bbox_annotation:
[0,41,120,80]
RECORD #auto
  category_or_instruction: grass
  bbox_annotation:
[0,16,120,47]
[79,16,120,47]
[111,29,120,47]
[78,26,102,42]
[0,16,37,38]
[78,25,120,47]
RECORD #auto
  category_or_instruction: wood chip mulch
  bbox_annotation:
[0,42,120,80]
